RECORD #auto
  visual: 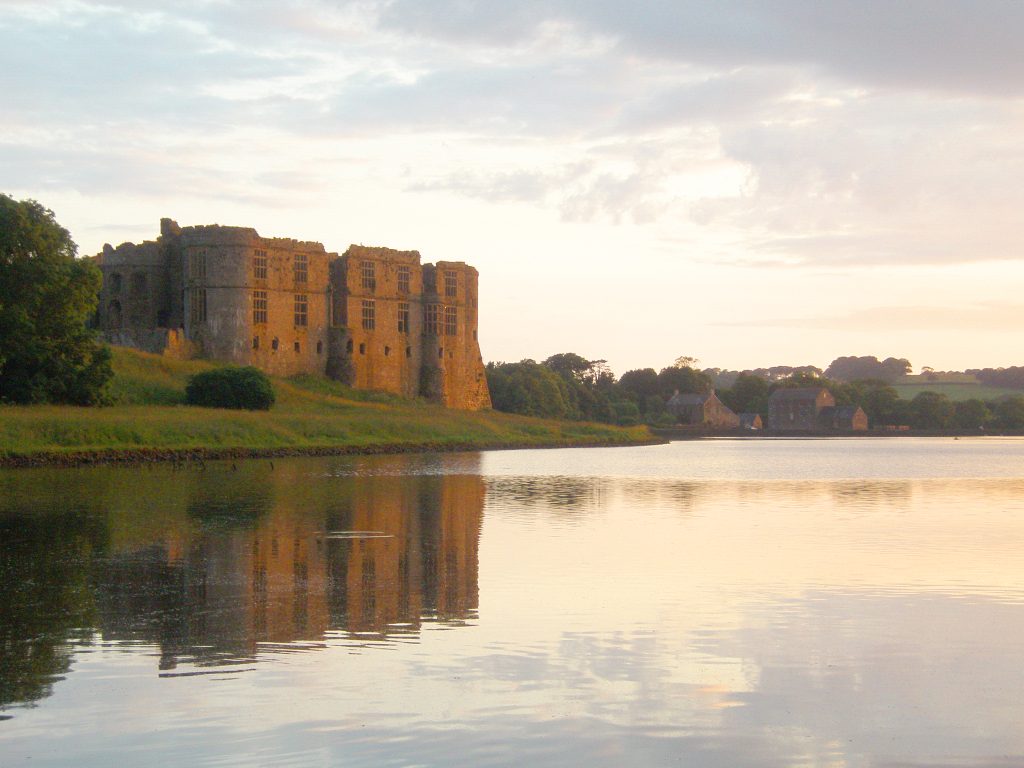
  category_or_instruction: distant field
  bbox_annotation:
[892,382,1022,401]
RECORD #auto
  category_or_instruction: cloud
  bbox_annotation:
[4,0,1024,272]
[725,302,1024,333]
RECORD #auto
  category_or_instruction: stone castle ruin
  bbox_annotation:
[96,219,491,410]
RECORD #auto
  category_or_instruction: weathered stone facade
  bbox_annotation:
[96,219,491,410]
[767,387,836,430]
[666,391,740,428]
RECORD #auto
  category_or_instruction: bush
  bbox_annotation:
[185,366,275,410]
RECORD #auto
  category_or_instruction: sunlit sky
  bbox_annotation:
[3,1,1023,375]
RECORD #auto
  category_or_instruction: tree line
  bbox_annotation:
[486,356,1024,430]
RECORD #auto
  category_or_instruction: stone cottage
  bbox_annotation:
[96,219,491,410]
[666,391,740,428]
[767,387,836,431]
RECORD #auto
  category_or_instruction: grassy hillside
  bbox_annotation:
[892,382,1022,401]
[0,347,653,463]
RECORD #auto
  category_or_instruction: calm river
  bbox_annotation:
[2,438,1024,766]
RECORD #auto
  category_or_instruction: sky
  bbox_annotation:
[2,0,1023,375]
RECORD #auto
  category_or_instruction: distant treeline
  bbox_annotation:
[967,367,1024,389]
[486,354,1024,430]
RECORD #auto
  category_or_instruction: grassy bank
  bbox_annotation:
[0,348,654,466]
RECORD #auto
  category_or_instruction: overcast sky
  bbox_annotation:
[3,0,1023,374]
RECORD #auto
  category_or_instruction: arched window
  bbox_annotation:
[108,300,123,329]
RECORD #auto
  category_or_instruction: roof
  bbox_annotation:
[769,387,830,401]
[833,405,864,418]
[667,392,711,407]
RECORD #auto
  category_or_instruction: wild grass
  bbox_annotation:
[891,382,1022,401]
[0,347,652,459]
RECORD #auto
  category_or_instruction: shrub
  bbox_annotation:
[185,366,275,410]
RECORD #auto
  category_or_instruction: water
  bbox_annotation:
[2,438,1024,766]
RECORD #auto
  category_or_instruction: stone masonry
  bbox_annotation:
[96,219,491,410]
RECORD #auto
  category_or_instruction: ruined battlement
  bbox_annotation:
[96,219,491,410]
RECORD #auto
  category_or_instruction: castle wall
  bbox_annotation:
[421,262,491,410]
[178,226,333,377]
[339,246,424,399]
[96,220,491,410]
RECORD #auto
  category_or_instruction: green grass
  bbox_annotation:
[0,347,653,461]
[892,382,1023,401]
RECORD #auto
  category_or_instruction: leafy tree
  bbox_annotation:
[543,352,592,382]
[720,373,769,415]
[993,395,1024,429]
[657,365,712,398]
[618,368,660,414]
[673,355,700,368]
[953,399,992,430]
[486,361,575,419]
[909,391,955,429]
[825,356,912,383]
[854,380,903,426]
[185,366,275,410]
[0,194,112,404]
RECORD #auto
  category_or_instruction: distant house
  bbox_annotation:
[667,391,740,428]
[738,413,763,430]
[767,387,836,431]
[819,405,868,431]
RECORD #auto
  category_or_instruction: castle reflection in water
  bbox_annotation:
[0,455,482,690]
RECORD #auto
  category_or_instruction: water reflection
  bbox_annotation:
[0,456,482,701]
[4,442,1024,768]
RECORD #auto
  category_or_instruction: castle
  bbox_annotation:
[96,219,491,410]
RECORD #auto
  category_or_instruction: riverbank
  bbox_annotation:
[650,426,1024,439]
[0,348,656,468]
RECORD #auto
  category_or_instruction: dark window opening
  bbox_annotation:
[272,337,279,351]
[424,303,440,335]
[359,343,365,355]
[444,270,457,298]
[316,340,323,355]
[384,346,391,357]
[438,347,443,359]
[253,290,268,324]
[397,265,411,293]
[108,300,122,329]
[293,253,308,284]
[254,248,268,280]
[132,272,147,294]
[360,260,376,292]
[253,336,260,350]
[294,340,301,353]
[346,339,353,354]
[398,302,410,334]
[294,293,308,327]
[361,299,375,330]
[189,287,207,325]
[405,345,411,358]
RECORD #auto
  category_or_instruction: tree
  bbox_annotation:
[618,368,659,401]
[993,395,1024,429]
[856,380,902,426]
[657,365,712,398]
[720,373,769,415]
[0,194,112,404]
[909,391,955,429]
[953,399,992,430]
[486,361,575,419]
[825,356,911,383]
